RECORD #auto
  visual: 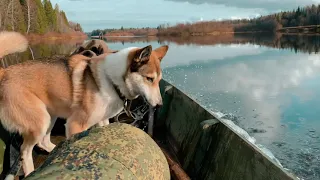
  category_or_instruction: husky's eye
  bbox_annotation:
[146,77,154,83]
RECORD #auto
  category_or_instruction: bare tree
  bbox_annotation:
[11,0,14,31]
[26,0,31,33]
[4,0,12,29]
[0,12,2,30]
[23,0,37,33]
[29,46,34,60]
[3,0,17,31]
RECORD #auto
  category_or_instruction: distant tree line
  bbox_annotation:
[0,0,83,34]
[90,27,157,37]
[91,29,117,36]
[279,4,320,27]
[157,21,236,36]
[160,4,320,36]
[90,4,320,37]
[235,4,320,32]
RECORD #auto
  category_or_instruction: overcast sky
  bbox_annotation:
[51,0,319,32]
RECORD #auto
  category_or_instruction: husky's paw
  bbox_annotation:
[37,142,56,153]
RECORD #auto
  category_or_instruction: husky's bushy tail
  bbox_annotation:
[0,31,28,58]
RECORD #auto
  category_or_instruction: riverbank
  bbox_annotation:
[157,30,272,37]
[25,32,87,45]
[26,31,87,40]
[100,30,320,40]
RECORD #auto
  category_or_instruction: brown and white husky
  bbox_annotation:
[0,31,169,177]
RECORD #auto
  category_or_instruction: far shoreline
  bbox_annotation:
[26,32,88,41]
[95,31,320,39]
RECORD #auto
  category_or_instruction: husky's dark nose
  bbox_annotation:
[155,104,162,109]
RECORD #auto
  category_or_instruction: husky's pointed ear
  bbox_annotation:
[134,45,152,63]
[130,45,152,72]
[154,45,169,62]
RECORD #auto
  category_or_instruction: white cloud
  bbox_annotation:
[50,0,265,31]
[168,0,319,12]
[50,0,320,31]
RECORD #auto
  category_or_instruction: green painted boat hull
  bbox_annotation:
[156,80,297,180]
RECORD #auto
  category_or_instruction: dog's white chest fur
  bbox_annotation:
[88,91,123,127]
[89,48,137,127]
[88,78,124,127]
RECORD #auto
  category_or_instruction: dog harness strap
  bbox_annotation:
[105,72,127,104]
[111,83,135,120]
[112,83,126,102]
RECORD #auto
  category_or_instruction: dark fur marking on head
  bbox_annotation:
[80,50,96,58]
[71,40,109,57]
[130,45,152,72]
[71,46,85,55]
